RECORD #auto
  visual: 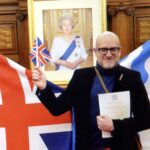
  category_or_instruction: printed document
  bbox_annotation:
[98,91,130,138]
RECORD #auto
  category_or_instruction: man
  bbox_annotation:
[32,31,150,150]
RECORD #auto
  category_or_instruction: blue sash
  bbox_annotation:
[56,35,80,70]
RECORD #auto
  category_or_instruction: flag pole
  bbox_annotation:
[36,37,39,68]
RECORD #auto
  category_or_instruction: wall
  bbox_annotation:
[0,0,30,68]
[107,0,150,57]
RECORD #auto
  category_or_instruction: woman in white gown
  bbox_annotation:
[51,15,88,71]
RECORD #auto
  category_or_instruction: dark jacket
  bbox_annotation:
[37,66,150,150]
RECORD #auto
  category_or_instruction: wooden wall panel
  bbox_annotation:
[0,0,18,4]
[107,1,134,57]
[0,23,17,53]
[134,7,150,48]
[0,15,18,60]
[17,11,30,68]
[0,0,30,69]
[107,0,150,57]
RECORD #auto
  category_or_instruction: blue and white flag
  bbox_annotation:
[120,40,150,149]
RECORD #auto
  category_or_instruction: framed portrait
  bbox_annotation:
[28,0,106,86]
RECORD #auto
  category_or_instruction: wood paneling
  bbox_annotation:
[134,7,150,48]
[107,0,150,57]
[17,11,30,68]
[0,0,30,69]
[0,17,17,54]
[0,0,18,4]
[107,2,134,57]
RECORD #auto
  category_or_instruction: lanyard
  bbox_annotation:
[95,67,109,93]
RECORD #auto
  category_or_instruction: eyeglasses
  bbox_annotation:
[97,47,120,55]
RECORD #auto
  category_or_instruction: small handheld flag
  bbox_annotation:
[29,37,51,67]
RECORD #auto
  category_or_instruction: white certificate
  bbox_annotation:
[98,91,130,138]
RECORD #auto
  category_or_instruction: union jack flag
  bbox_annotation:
[29,37,51,67]
[0,54,72,150]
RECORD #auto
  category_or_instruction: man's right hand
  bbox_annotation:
[32,67,47,90]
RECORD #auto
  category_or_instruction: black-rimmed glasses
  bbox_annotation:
[97,47,120,55]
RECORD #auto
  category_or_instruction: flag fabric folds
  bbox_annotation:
[29,37,51,67]
[120,40,150,149]
[0,54,72,150]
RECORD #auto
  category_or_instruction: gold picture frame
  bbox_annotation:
[28,0,107,86]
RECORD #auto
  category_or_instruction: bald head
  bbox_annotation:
[95,31,121,69]
[96,31,121,48]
